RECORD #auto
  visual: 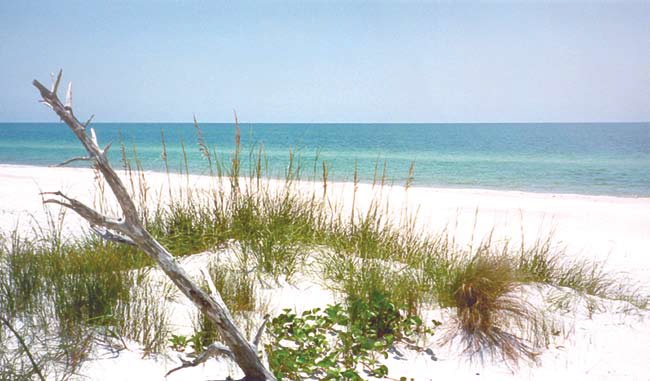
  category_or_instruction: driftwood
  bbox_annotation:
[166,343,234,377]
[32,71,276,381]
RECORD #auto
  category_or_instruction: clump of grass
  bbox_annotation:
[232,187,318,281]
[320,198,446,326]
[438,253,547,365]
[146,196,229,256]
[327,194,438,268]
[48,251,127,333]
[0,232,99,380]
[515,237,648,308]
[323,254,429,323]
[113,269,173,354]
[38,235,152,336]
[0,221,171,365]
[0,231,46,317]
[209,261,258,315]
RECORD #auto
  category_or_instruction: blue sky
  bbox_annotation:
[1,1,648,123]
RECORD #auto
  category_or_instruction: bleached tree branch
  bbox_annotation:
[50,156,91,167]
[252,316,269,350]
[166,342,235,377]
[90,225,136,246]
[83,114,94,129]
[51,69,62,95]
[64,82,73,110]
[40,191,125,232]
[32,71,275,381]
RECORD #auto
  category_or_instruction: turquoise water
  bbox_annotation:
[1,123,649,196]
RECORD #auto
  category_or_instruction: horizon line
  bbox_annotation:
[1,120,649,125]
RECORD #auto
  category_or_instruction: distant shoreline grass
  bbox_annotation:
[1,125,648,380]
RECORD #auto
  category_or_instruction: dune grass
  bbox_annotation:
[1,123,648,379]
[437,253,546,364]
[515,236,648,308]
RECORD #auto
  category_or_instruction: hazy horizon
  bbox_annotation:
[1,1,649,123]
[2,121,649,125]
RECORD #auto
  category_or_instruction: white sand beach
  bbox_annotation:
[1,163,650,380]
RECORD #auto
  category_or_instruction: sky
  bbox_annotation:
[0,1,648,123]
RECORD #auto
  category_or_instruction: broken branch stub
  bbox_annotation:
[32,72,275,381]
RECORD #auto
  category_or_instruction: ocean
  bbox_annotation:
[0,122,649,197]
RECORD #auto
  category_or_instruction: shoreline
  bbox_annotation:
[2,163,648,201]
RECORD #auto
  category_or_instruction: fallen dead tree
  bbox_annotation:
[33,71,276,381]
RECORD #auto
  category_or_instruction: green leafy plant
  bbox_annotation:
[189,332,206,354]
[169,334,190,352]
[266,301,430,381]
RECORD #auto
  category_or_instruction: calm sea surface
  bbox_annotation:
[1,123,649,196]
